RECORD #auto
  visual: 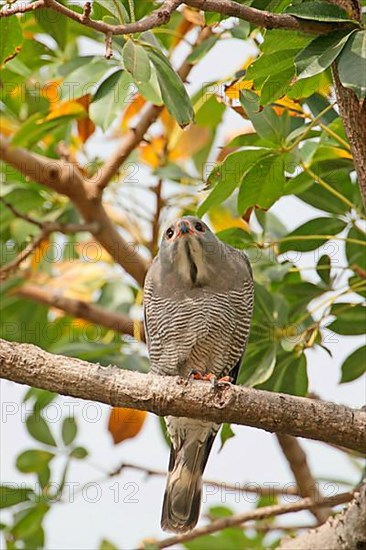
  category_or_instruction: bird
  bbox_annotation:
[143,215,254,533]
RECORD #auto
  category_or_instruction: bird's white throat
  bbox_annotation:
[175,237,209,286]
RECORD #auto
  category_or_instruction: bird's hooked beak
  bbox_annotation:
[176,219,194,238]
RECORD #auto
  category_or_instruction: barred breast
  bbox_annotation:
[144,252,253,379]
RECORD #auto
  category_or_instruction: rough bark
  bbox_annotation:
[278,485,366,549]
[332,65,366,208]
[0,339,365,454]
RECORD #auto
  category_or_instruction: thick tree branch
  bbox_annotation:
[277,434,331,523]
[185,0,355,33]
[16,284,144,340]
[0,339,365,454]
[278,485,366,549]
[157,491,354,548]
[1,0,355,35]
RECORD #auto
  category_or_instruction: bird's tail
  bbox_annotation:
[161,419,218,533]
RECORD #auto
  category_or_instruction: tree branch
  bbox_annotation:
[278,485,366,549]
[0,339,365,454]
[185,0,355,33]
[0,0,182,35]
[156,491,354,548]
[16,284,144,340]
[276,434,331,524]
[110,461,300,495]
[1,0,355,35]
[0,136,149,285]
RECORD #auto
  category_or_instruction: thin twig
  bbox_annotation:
[105,32,113,59]
[155,491,354,548]
[82,1,91,21]
[0,0,45,16]
[0,232,47,281]
[109,461,300,496]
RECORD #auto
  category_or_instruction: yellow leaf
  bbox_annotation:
[40,79,63,103]
[273,96,304,117]
[169,126,210,161]
[121,94,145,131]
[182,6,205,25]
[45,100,86,121]
[76,95,95,143]
[31,238,50,271]
[139,136,166,168]
[225,80,254,101]
[161,109,176,134]
[209,207,250,232]
[108,407,147,445]
[242,56,256,71]
[0,116,18,136]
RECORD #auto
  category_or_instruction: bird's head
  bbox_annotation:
[158,216,220,285]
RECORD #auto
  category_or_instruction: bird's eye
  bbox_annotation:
[166,227,174,239]
[195,222,204,232]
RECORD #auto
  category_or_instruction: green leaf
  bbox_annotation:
[260,66,295,105]
[61,59,112,101]
[0,486,34,509]
[296,31,354,80]
[246,49,297,87]
[144,44,194,128]
[90,70,134,130]
[123,40,151,83]
[198,148,272,217]
[285,1,354,22]
[240,90,289,145]
[11,112,76,148]
[338,30,366,99]
[62,417,77,446]
[316,254,331,285]
[70,446,88,459]
[340,346,366,383]
[279,217,347,253]
[237,154,286,216]
[0,16,23,68]
[99,540,119,550]
[219,424,235,451]
[328,303,366,335]
[37,466,51,489]
[216,228,254,249]
[11,503,49,541]
[187,35,218,64]
[136,64,163,105]
[35,8,68,49]
[258,354,308,396]
[26,414,57,447]
[231,20,250,39]
[23,388,56,411]
[239,344,277,387]
[346,225,366,271]
[16,450,54,473]
[295,168,354,214]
